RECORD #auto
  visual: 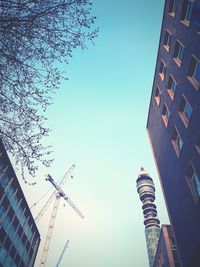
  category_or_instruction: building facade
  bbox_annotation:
[136,168,161,267]
[147,0,200,266]
[0,140,40,267]
[153,225,180,267]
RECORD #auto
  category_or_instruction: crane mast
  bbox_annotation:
[55,240,69,267]
[39,168,84,267]
[39,195,60,266]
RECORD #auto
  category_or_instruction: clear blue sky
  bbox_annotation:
[19,1,169,266]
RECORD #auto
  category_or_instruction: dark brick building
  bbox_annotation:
[147,0,200,266]
[153,225,179,267]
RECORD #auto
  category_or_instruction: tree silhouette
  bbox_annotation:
[0,0,98,183]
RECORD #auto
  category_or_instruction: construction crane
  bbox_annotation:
[56,240,69,267]
[34,164,76,223]
[39,167,84,267]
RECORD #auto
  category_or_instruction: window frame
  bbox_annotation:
[159,60,167,81]
[155,86,162,106]
[173,40,185,67]
[169,237,176,250]
[178,95,193,128]
[180,0,194,26]
[167,74,177,100]
[186,162,200,202]
[163,30,172,52]
[162,103,170,127]
[188,55,200,90]
[195,134,200,155]
[169,0,178,17]
[171,126,184,157]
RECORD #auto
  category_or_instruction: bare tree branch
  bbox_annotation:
[0,0,98,183]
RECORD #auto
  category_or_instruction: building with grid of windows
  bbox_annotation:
[0,140,40,267]
[136,168,161,267]
[153,225,180,267]
[147,0,200,266]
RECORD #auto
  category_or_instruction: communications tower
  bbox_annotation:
[136,167,160,267]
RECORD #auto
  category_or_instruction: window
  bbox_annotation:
[186,162,200,202]
[196,134,200,154]
[188,56,200,90]
[162,103,170,127]
[155,86,162,106]
[178,95,193,127]
[181,0,193,26]
[0,173,9,188]
[163,30,172,51]
[0,247,7,264]
[159,60,167,81]
[173,41,184,67]
[171,127,183,157]
[167,74,177,99]
[169,0,177,16]
[169,237,176,250]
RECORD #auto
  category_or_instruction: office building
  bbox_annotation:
[147,0,200,266]
[136,167,160,267]
[153,225,180,267]
[0,140,40,267]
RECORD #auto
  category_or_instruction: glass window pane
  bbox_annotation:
[177,135,183,150]
[186,2,193,21]
[194,61,200,84]
[171,80,176,92]
[169,0,177,14]
[0,247,7,263]
[184,103,193,120]
[193,174,200,197]
[178,45,184,61]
